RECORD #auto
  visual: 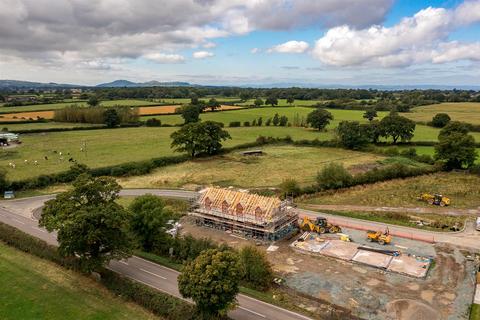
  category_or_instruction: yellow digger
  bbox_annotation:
[418,193,450,207]
[366,228,392,245]
[299,216,341,234]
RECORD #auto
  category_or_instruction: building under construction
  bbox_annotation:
[192,187,298,241]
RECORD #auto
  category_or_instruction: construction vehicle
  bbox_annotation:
[299,216,341,234]
[366,228,392,245]
[418,193,450,207]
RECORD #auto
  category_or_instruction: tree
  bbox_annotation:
[434,127,477,169]
[39,174,133,272]
[265,118,272,126]
[368,120,382,143]
[87,95,100,107]
[254,98,263,107]
[265,96,278,107]
[306,108,333,131]
[279,178,301,198]
[286,96,294,105]
[279,115,288,126]
[257,117,263,126]
[336,121,371,150]
[178,249,240,317]
[272,113,280,126]
[317,163,353,190]
[181,105,201,124]
[207,98,221,112]
[171,121,231,157]
[0,168,8,194]
[238,246,274,291]
[379,112,416,143]
[103,108,120,128]
[129,195,173,251]
[239,92,251,102]
[438,121,470,138]
[431,113,451,128]
[363,109,377,121]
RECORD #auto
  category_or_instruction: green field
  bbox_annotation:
[237,99,321,107]
[0,242,156,320]
[0,99,159,113]
[0,122,100,131]
[119,145,385,189]
[406,102,480,125]
[299,172,480,209]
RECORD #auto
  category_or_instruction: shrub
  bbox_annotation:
[316,163,353,190]
[243,121,250,127]
[146,118,162,127]
[430,113,451,128]
[229,121,241,127]
[265,118,272,126]
[238,246,274,291]
[278,178,301,198]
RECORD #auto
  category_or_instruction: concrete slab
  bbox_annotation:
[387,255,431,278]
[352,249,394,269]
[292,239,329,253]
[319,240,359,261]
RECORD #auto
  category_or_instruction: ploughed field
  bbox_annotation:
[0,242,157,320]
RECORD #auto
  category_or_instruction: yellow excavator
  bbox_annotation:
[299,216,341,234]
[418,193,450,207]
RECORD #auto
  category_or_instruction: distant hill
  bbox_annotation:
[0,80,82,89]
[96,80,192,88]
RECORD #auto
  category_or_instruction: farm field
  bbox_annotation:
[0,126,328,181]
[0,122,100,131]
[406,102,480,125]
[0,242,157,320]
[237,99,321,107]
[0,99,159,113]
[118,145,385,189]
[299,172,480,209]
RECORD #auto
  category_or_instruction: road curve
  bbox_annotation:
[0,196,312,320]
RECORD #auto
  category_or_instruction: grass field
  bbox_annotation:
[237,99,321,107]
[119,145,385,189]
[0,122,100,131]
[1,126,329,181]
[406,102,480,125]
[0,99,159,113]
[0,242,156,320]
[299,172,480,209]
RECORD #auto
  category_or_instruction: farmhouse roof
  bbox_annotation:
[198,187,282,220]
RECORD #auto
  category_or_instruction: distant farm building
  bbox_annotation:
[0,133,20,145]
[240,149,263,156]
[192,187,298,241]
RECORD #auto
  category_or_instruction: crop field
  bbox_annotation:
[0,99,159,113]
[299,172,480,209]
[406,102,480,125]
[119,145,385,189]
[138,104,242,116]
[0,242,156,320]
[1,126,329,181]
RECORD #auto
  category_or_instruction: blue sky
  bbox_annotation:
[0,0,479,86]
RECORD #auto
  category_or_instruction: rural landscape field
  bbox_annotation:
[2,1,480,320]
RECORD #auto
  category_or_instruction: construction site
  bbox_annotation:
[191,187,298,241]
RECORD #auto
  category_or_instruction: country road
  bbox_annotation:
[1,189,480,319]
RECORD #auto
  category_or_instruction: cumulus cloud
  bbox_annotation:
[193,51,214,59]
[144,53,185,64]
[269,41,310,53]
[250,48,260,54]
[312,1,480,67]
[0,0,394,70]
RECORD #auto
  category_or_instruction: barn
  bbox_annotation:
[192,187,298,241]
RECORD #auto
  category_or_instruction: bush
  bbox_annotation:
[238,246,274,291]
[430,113,451,128]
[316,163,353,190]
[146,118,162,127]
[243,121,250,127]
[229,121,241,127]
[278,178,301,198]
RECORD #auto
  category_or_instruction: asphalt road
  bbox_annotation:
[0,193,312,320]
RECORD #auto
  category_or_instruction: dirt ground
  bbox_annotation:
[180,217,478,320]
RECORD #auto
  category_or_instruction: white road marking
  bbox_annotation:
[119,260,129,265]
[238,306,266,318]
[32,227,46,233]
[139,268,167,279]
[132,256,177,272]
[239,294,313,320]
[12,218,25,225]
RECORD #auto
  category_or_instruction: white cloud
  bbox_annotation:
[250,48,260,54]
[269,40,310,53]
[192,51,214,59]
[144,53,185,63]
[202,42,217,49]
[311,1,480,67]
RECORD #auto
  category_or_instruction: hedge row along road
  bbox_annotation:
[1,189,480,319]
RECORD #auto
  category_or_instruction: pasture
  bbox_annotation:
[0,242,156,320]
[299,172,480,209]
[118,145,385,189]
[406,102,480,125]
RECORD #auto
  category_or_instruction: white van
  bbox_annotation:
[476,217,480,231]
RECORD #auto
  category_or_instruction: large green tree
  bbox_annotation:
[335,121,371,150]
[435,126,477,169]
[171,121,231,157]
[431,113,451,128]
[306,108,333,131]
[103,108,120,128]
[254,98,263,107]
[178,249,240,317]
[265,96,278,107]
[207,98,221,112]
[87,95,100,107]
[39,174,133,272]
[181,105,201,124]
[129,195,174,251]
[238,246,274,291]
[363,108,377,121]
[379,112,416,143]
